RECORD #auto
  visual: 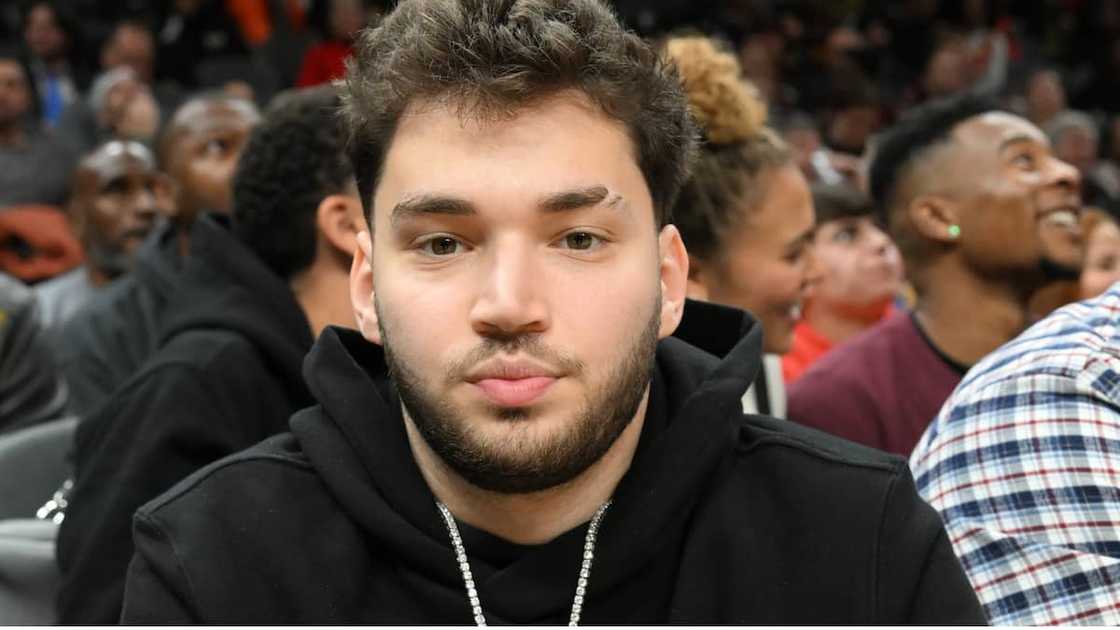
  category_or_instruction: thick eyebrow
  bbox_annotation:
[390,194,476,227]
[390,185,626,227]
[539,185,614,213]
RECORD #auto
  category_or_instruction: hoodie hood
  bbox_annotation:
[291,299,762,624]
[158,213,313,399]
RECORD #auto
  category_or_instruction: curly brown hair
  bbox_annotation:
[339,0,699,227]
[663,36,792,262]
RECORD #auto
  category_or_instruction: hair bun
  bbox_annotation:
[664,36,767,145]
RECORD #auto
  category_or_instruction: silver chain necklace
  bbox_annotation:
[435,499,612,627]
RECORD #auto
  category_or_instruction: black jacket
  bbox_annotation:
[56,215,315,624]
[55,219,182,418]
[121,302,986,624]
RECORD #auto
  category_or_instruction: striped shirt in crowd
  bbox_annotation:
[910,283,1120,626]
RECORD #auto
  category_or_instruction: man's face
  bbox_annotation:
[165,99,259,221]
[101,26,155,83]
[24,4,67,62]
[947,112,1083,277]
[810,215,903,311]
[357,93,685,493]
[71,142,174,276]
[0,60,30,129]
[701,164,817,355]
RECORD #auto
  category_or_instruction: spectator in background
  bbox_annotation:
[58,85,361,625]
[55,21,175,156]
[0,272,67,435]
[1046,110,1120,212]
[295,0,372,87]
[54,94,259,417]
[783,185,903,384]
[0,47,75,208]
[35,141,173,329]
[1079,207,1120,298]
[19,1,90,126]
[789,93,1084,456]
[101,20,156,85]
[665,36,819,417]
[1023,67,1066,129]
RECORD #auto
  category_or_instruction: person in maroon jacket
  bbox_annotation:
[788,91,1084,456]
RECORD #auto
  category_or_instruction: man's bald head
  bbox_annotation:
[157,94,260,224]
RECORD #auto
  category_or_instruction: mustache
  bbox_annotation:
[444,335,585,383]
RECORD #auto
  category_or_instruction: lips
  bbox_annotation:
[1039,205,1081,229]
[473,376,556,407]
[465,359,561,407]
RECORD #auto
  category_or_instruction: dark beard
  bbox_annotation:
[1039,256,1082,282]
[380,299,661,495]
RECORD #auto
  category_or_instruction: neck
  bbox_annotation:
[804,298,891,345]
[290,264,355,337]
[405,389,649,545]
[913,260,1031,367]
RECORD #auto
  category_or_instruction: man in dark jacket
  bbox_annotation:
[53,93,259,417]
[56,87,363,624]
[120,1,985,624]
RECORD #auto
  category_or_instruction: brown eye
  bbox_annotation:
[425,236,460,256]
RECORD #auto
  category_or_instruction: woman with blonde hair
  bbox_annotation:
[665,36,820,416]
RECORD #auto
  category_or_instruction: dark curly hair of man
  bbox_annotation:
[231,85,353,280]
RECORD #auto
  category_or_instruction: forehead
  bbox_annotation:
[173,100,259,141]
[374,92,647,220]
[952,112,1048,149]
[85,144,157,184]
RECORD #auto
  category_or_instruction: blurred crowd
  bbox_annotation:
[2,0,1120,625]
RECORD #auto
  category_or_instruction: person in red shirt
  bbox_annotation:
[782,184,903,383]
[296,0,374,87]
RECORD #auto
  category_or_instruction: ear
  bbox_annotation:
[908,194,962,245]
[316,193,363,258]
[349,229,382,345]
[657,225,689,339]
[684,255,711,302]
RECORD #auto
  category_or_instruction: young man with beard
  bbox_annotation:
[788,93,1084,457]
[35,141,173,329]
[52,93,260,416]
[56,87,362,624]
[119,1,984,624]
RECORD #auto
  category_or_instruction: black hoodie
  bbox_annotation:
[120,301,986,624]
[56,215,315,624]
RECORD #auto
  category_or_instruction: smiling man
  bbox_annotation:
[789,92,1085,457]
[35,140,172,329]
[119,0,984,624]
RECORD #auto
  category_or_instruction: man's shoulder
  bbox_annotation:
[791,314,912,391]
[733,414,905,480]
[136,430,317,524]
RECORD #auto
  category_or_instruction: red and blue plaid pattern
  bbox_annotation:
[911,285,1120,625]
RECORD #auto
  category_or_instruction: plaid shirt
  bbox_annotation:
[910,285,1120,626]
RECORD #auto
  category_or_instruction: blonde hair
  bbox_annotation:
[664,36,792,261]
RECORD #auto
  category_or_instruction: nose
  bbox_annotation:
[800,244,823,292]
[866,223,893,256]
[1049,155,1082,196]
[469,240,550,339]
[131,188,159,223]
